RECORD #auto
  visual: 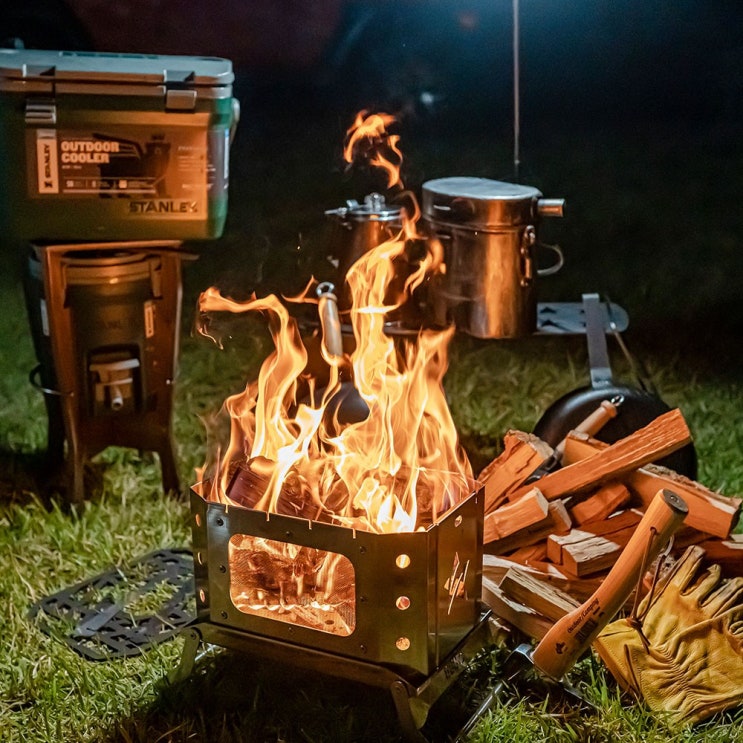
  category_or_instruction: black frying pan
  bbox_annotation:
[533,294,697,478]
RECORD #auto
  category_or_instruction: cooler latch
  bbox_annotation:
[165,69,197,111]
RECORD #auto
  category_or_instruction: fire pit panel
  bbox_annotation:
[190,485,483,678]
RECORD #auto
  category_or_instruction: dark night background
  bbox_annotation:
[1,0,742,361]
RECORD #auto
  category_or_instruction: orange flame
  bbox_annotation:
[343,110,403,189]
[198,112,471,534]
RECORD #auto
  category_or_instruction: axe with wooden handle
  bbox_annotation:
[455,488,687,741]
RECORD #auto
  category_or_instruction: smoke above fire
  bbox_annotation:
[196,111,473,534]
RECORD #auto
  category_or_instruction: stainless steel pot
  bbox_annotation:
[422,177,564,339]
[325,192,403,309]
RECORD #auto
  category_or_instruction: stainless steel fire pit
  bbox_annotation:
[174,483,494,740]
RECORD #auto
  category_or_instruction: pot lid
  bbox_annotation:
[326,192,402,223]
[422,177,544,229]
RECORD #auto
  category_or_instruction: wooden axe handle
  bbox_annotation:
[530,488,687,679]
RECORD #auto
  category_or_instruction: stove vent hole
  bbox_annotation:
[396,637,411,651]
[395,554,411,569]
[395,596,411,611]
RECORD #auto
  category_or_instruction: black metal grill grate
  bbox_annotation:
[29,548,195,661]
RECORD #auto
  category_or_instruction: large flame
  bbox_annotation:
[198,112,472,534]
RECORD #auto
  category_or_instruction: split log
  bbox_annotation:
[482,488,549,544]
[546,509,643,564]
[560,527,636,577]
[505,542,549,565]
[498,566,580,623]
[509,408,692,503]
[482,554,603,604]
[478,431,553,514]
[481,575,554,640]
[569,482,631,525]
[697,534,743,577]
[483,500,572,553]
[563,433,741,538]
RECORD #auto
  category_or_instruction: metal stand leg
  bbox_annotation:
[170,627,202,684]
[390,680,431,743]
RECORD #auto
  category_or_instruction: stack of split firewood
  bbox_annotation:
[478,408,743,640]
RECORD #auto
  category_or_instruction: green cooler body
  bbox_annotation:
[0,48,238,241]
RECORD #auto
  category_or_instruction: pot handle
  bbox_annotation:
[537,241,564,277]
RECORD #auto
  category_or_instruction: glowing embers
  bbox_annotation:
[228,534,356,636]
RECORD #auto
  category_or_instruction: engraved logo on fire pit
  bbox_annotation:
[444,551,470,614]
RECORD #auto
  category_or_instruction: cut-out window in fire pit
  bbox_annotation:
[228,534,355,636]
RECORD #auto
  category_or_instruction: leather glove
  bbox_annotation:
[595,544,743,726]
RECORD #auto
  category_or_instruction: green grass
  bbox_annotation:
[1,113,742,741]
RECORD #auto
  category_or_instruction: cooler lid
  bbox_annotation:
[0,48,234,88]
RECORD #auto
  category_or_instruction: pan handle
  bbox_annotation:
[316,281,344,364]
[583,292,614,389]
[530,488,687,680]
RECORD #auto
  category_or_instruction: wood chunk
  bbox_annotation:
[482,488,549,544]
[697,534,743,577]
[509,408,691,502]
[506,542,549,565]
[483,500,572,553]
[547,509,643,564]
[478,431,553,514]
[561,531,633,577]
[498,566,580,622]
[546,527,596,565]
[481,575,554,640]
[569,482,631,525]
[627,467,741,539]
[483,554,603,605]
[563,433,741,538]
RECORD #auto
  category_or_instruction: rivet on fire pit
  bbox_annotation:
[396,596,411,611]
[216,517,224,526]
[285,531,292,538]
[220,611,228,619]
[359,644,367,654]
[219,564,226,573]
[396,637,411,651]
[359,546,367,554]
[395,554,411,569]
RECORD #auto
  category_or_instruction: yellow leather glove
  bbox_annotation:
[595,545,743,726]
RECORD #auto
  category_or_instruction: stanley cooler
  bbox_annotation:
[0,49,239,501]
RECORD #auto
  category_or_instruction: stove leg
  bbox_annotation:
[157,435,180,496]
[170,627,202,684]
[390,680,431,743]
[61,395,85,504]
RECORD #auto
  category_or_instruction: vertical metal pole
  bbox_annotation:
[513,0,520,182]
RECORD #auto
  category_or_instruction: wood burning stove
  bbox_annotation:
[24,240,192,502]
